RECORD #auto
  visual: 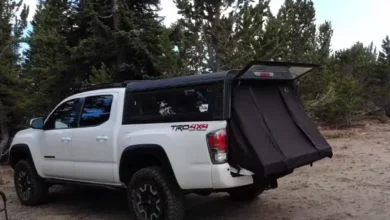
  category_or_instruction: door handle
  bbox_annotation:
[61,137,71,143]
[96,136,109,142]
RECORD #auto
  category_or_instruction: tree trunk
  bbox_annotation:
[384,101,390,117]
[0,100,9,160]
[113,0,119,30]
[213,2,221,72]
[0,123,9,158]
[113,0,126,79]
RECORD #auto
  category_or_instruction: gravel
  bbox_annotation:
[1,123,390,220]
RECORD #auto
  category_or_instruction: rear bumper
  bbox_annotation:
[211,163,253,189]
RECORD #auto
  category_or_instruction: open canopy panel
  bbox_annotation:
[228,81,332,179]
[233,60,320,81]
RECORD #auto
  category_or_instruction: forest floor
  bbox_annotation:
[1,121,390,220]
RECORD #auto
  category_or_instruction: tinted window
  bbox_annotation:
[125,85,216,123]
[79,95,113,127]
[45,99,80,129]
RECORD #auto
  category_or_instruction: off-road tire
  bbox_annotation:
[128,166,185,220]
[228,186,264,201]
[14,160,48,206]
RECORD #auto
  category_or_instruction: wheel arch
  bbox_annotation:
[9,144,34,169]
[119,144,180,188]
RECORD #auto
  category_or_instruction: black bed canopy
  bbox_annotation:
[126,60,319,92]
[69,60,319,95]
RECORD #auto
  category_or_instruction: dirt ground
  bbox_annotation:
[2,122,390,220]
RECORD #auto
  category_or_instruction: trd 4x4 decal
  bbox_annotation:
[171,124,209,132]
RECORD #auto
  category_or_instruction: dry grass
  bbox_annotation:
[0,165,11,186]
[322,130,356,139]
[320,116,390,140]
[3,123,390,220]
[340,144,349,150]
[356,115,389,124]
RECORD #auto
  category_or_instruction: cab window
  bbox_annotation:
[79,95,113,127]
[44,99,80,129]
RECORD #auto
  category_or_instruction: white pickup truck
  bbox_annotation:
[9,61,332,220]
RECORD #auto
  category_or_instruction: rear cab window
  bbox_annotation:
[79,95,113,127]
[123,83,222,124]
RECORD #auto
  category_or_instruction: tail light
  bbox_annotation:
[253,71,274,78]
[206,129,228,164]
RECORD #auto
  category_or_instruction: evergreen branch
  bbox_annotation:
[0,45,11,59]
[99,14,113,19]
[306,86,334,108]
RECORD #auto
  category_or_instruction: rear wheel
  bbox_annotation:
[14,160,48,206]
[128,166,185,220]
[228,186,264,201]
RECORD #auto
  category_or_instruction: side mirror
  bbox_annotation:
[30,117,44,129]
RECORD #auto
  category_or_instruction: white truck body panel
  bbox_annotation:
[10,88,253,190]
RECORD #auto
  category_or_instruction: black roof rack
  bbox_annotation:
[68,82,127,95]
[126,72,228,92]
[67,73,229,96]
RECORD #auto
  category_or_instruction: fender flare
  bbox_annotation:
[9,144,33,168]
[119,144,179,186]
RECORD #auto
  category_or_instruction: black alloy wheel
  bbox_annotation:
[134,181,163,220]
[128,166,186,220]
[15,170,32,201]
[13,160,48,206]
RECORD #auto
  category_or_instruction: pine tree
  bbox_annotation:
[300,21,334,104]
[378,36,390,66]
[175,0,283,72]
[175,0,237,73]
[82,63,112,85]
[335,42,377,98]
[156,24,193,77]
[277,0,317,62]
[330,42,380,119]
[229,0,283,66]
[24,0,74,112]
[316,21,333,62]
[312,72,361,125]
[72,0,164,83]
[8,0,390,132]
[0,0,28,158]
[375,36,390,116]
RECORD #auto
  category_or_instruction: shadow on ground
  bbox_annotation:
[12,185,285,220]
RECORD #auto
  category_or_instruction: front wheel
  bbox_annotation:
[14,160,48,206]
[228,186,264,201]
[128,166,185,220]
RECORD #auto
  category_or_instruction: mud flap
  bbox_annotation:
[228,81,332,179]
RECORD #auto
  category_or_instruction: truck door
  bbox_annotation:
[41,98,82,179]
[70,93,117,184]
